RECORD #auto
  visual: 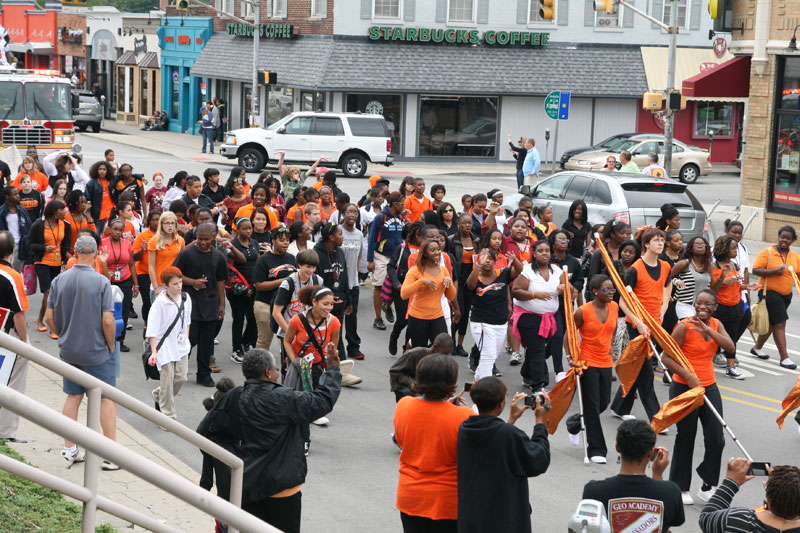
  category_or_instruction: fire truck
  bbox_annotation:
[0,67,77,150]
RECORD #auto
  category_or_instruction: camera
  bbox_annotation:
[525,392,551,411]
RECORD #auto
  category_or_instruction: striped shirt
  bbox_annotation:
[0,260,28,333]
[698,478,800,533]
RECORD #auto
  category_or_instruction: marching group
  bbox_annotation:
[0,139,799,532]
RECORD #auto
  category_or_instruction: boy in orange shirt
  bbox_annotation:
[404,177,433,223]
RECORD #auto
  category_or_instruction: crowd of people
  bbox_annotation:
[1,136,799,533]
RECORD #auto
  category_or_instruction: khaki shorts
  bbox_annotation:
[372,252,391,286]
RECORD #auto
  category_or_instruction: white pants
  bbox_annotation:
[0,331,27,438]
[441,294,452,332]
[470,322,507,381]
[676,301,696,320]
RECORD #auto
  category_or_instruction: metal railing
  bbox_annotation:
[0,332,280,533]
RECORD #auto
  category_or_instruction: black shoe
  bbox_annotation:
[452,345,468,357]
[125,324,133,330]
[197,377,215,387]
[119,343,130,352]
[154,400,160,412]
[492,364,502,377]
[373,318,386,331]
[383,303,395,323]
[389,336,398,356]
[129,309,138,319]
[350,352,365,360]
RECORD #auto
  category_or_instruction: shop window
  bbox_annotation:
[694,102,733,137]
[311,0,326,17]
[215,0,233,14]
[596,2,622,27]
[346,93,403,155]
[116,66,133,114]
[272,0,287,18]
[266,86,293,126]
[301,91,325,112]
[242,0,254,18]
[141,69,149,117]
[771,58,800,214]
[418,95,498,157]
[780,58,800,111]
[242,84,252,126]
[170,66,180,121]
[528,0,556,24]
[662,0,688,29]
[448,0,475,23]
[374,0,400,19]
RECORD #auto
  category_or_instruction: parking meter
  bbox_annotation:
[545,128,550,141]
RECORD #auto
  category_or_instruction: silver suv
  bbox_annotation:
[71,90,103,133]
[527,171,708,240]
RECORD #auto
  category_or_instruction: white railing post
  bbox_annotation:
[82,386,101,533]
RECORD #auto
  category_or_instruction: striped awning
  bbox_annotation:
[116,51,137,66]
[640,47,746,102]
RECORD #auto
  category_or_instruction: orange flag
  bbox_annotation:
[776,376,800,430]
[651,386,706,435]
[547,364,586,435]
[615,335,652,397]
[561,266,581,365]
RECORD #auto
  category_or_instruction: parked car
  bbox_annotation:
[564,135,712,184]
[219,111,394,178]
[559,132,640,169]
[71,89,102,133]
[507,170,708,241]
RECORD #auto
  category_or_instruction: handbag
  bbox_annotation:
[23,264,36,296]
[225,264,250,296]
[469,330,484,373]
[749,248,771,336]
[142,293,187,381]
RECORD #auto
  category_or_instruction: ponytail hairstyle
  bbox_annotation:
[298,285,334,306]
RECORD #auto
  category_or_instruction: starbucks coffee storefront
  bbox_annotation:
[192,27,647,162]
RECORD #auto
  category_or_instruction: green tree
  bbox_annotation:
[84,0,160,12]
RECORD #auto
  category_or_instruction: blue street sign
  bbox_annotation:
[558,91,571,120]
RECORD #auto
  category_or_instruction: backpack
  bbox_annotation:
[269,273,324,333]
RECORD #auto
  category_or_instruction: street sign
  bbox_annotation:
[544,91,560,120]
[559,91,571,120]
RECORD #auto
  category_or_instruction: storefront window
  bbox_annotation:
[780,59,800,110]
[116,66,125,113]
[418,96,498,157]
[242,84,252,126]
[346,93,403,155]
[301,91,325,112]
[771,58,800,214]
[266,86,293,126]
[141,69,149,117]
[695,102,733,137]
[170,66,180,120]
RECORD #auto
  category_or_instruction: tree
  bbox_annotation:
[84,0,160,12]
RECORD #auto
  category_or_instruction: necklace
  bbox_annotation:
[691,257,704,271]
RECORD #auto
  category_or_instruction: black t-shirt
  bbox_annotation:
[0,260,23,332]
[172,246,228,322]
[115,177,143,212]
[562,219,589,259]
[252,230,270,248]
[19,190,44,220]
[231,237,259,283]
[0,161,9,185]
[582,474,684,533]
[471,267,512,325]
[253,251,296,304]
[202,183,225,205]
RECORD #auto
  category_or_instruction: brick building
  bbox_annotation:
[55,11,86,86]
[729,0,800,239]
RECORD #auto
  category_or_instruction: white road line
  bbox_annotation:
[736,352,800,375]
[785,332,800,340]
[734,361,781,376]
[714,366,757,378]
[738,337,800,358]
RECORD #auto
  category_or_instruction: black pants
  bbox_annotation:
[453,278,474,338]
[610,325,661,421]
[669,382,724,491]
[190,319,217,381]
[139,275,152,326]
[545,310,566,374]
[400,512,457,533]
[227,291,257,353]
[407,316,447,348]
[394,387,418,403]
[344,286,361,356]
[580,366,612,458]
[111,276,133,343]
[391,291,409,346]
[243,492,301,533]
[518,313,557,391]
[714,301,747,359]
[332,302,347,361]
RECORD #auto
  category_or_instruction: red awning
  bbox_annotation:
[682,56,750,98]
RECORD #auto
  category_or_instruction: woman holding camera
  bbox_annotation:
[661,289,734,506]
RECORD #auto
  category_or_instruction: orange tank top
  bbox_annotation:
[627,258,670,323]
[673,317,720,387]
[462,246,475,264]
[712,266,741,307]
[579,301,619,368]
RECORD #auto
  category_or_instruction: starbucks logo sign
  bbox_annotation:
[365,100,384,115]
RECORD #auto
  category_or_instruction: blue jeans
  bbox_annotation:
[516,168,525,189]
[201,128,214,153]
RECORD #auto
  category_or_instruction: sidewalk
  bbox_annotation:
[87,122,741,177]
[6,362,210,531]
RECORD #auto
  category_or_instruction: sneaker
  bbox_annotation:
[611,411,636,421]
[590,456,607,464]
[350,352,365,360]
[61,446,85,467]
[697,486,716,503]
[101,460,120,471]
[311,416,329,426]
[509,352,522,366]
[391,433,402,450]
[505,344,513,354]
[341,373,363,387]
[568,433,580,447]
[231,350,243,364]
[119,342,130,352]
[492,364,502,377]
[125,324,133,330]
[713,352,727,367]
[781,358,798,370]
[304,441,310,457]
[383,302,395,323]
[659,428,669,435]
[681,492,694,505]
[388,336,398,356]
[750,347,770,360]
[452,345,468,357]
[213,338,220,346]
[725,366,745,380]
[555,371,567,383]
[129,309,138,319]
[373,318,387,331]
[151,389,160,412]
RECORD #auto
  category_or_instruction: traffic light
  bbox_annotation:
[643,92,664,111]
[707,0,719,19]
[260,70,277,85]
[539,0,555,20]
[594,0,614,14]
[176,0,188,11]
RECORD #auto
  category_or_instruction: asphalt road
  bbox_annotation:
[23,132,796,532]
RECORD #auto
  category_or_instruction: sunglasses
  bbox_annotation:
[443,208,454,213]
[598,288,617,294]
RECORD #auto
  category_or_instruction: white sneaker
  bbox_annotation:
[681,491,694,505]
[659,428,669,435]
[611,410,636,421]
[509,352,522,366]
[341,373,363,387]
[213,338,220,345]
[697,486,716,503]
[504,344,513,354]
[568,433,580,447]
[713,352,727,367]
[101,460,120,471]
[61,446,85,467]
[311,416,329,426]
[590,456,607,464]
[339,359,354,375]
[555,371,567,383]
[725,366,745,380]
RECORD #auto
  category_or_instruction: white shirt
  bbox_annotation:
[513,264,561,315]
[738,241,750,300]
[641,164,667,178]
[147,292,192,369]
[6,212,19,244]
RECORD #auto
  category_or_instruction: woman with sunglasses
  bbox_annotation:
[602,156,617,172]
[147,211,185,299]
[449,213,480,357]
[671,236,713,320]
[437,202,458,238]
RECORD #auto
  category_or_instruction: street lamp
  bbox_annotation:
[708,129,714,161]
[786,25,800,52]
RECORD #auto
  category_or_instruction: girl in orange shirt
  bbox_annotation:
[13,156,48,192]
[64,191,96,255]
[573,274,619,463]
[147,211,185,299]
[662,290,734,503]
[318,186,335,223]
[133,210,161,325]
[534,205,557,237]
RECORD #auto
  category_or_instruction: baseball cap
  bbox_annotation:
[74,235,98,254]
[369,175,382,188]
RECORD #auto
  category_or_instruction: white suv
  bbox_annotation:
[219,112,394,178]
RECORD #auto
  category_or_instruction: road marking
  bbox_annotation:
[736,354,800,375]
[717,384,784,404]
[720,395,784,414]
[785,332,800,340]
[735,361,781,376]
[738,337,800,358]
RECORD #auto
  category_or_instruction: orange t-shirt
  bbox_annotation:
[312,181,324,191]
[579,301,619,368]
[12,170,48,192]
[99,178,114,221]
[673,317,721,387]
[393,397,473,520]
[147,236,185,285]
[37,219,66,266]
[712,266,741,306]
[404,195,434,224]
[627,259,670,324]
[318,203,335,223]
[0,262,29,312]
[400,265,457,320]
[121,220,136,242]
[752,246,800,296]
[64,212,96,254]
[65,255,105,274]
[234,203,278,230]
[289,313,340,365]
[516,240,532,264]
[133,229,155,276]
[407,250,453,277]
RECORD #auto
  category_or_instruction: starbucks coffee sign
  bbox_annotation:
[227,23,294,38]
[368,26,550,46]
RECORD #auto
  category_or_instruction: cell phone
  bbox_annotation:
[650,447,662,461]
[748,461,771,476]
[464,382,472,392]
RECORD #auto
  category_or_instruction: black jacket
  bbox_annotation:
[238,371,341,503]
[313,241,350,307]
[181,192,217,212]
[509,141,526,171]
[457,416,550,533]
[84,179,104,221]
[28,218,71,264]
[448,232,480,265]
[0,204,32,261]
[387,242,412,291]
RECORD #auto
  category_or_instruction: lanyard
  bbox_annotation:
[46,220,61,249]
[166,293,185,331]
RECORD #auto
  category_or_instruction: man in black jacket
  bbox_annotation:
[457,377,551,533]
[238,348,341,533]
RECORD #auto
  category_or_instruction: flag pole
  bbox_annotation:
[702,397,753,461]
[574,370,590,465]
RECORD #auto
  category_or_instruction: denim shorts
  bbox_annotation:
[63,355,116,396]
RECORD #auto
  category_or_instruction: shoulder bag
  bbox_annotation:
[142,293,187,380]
[749,248,771,336]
